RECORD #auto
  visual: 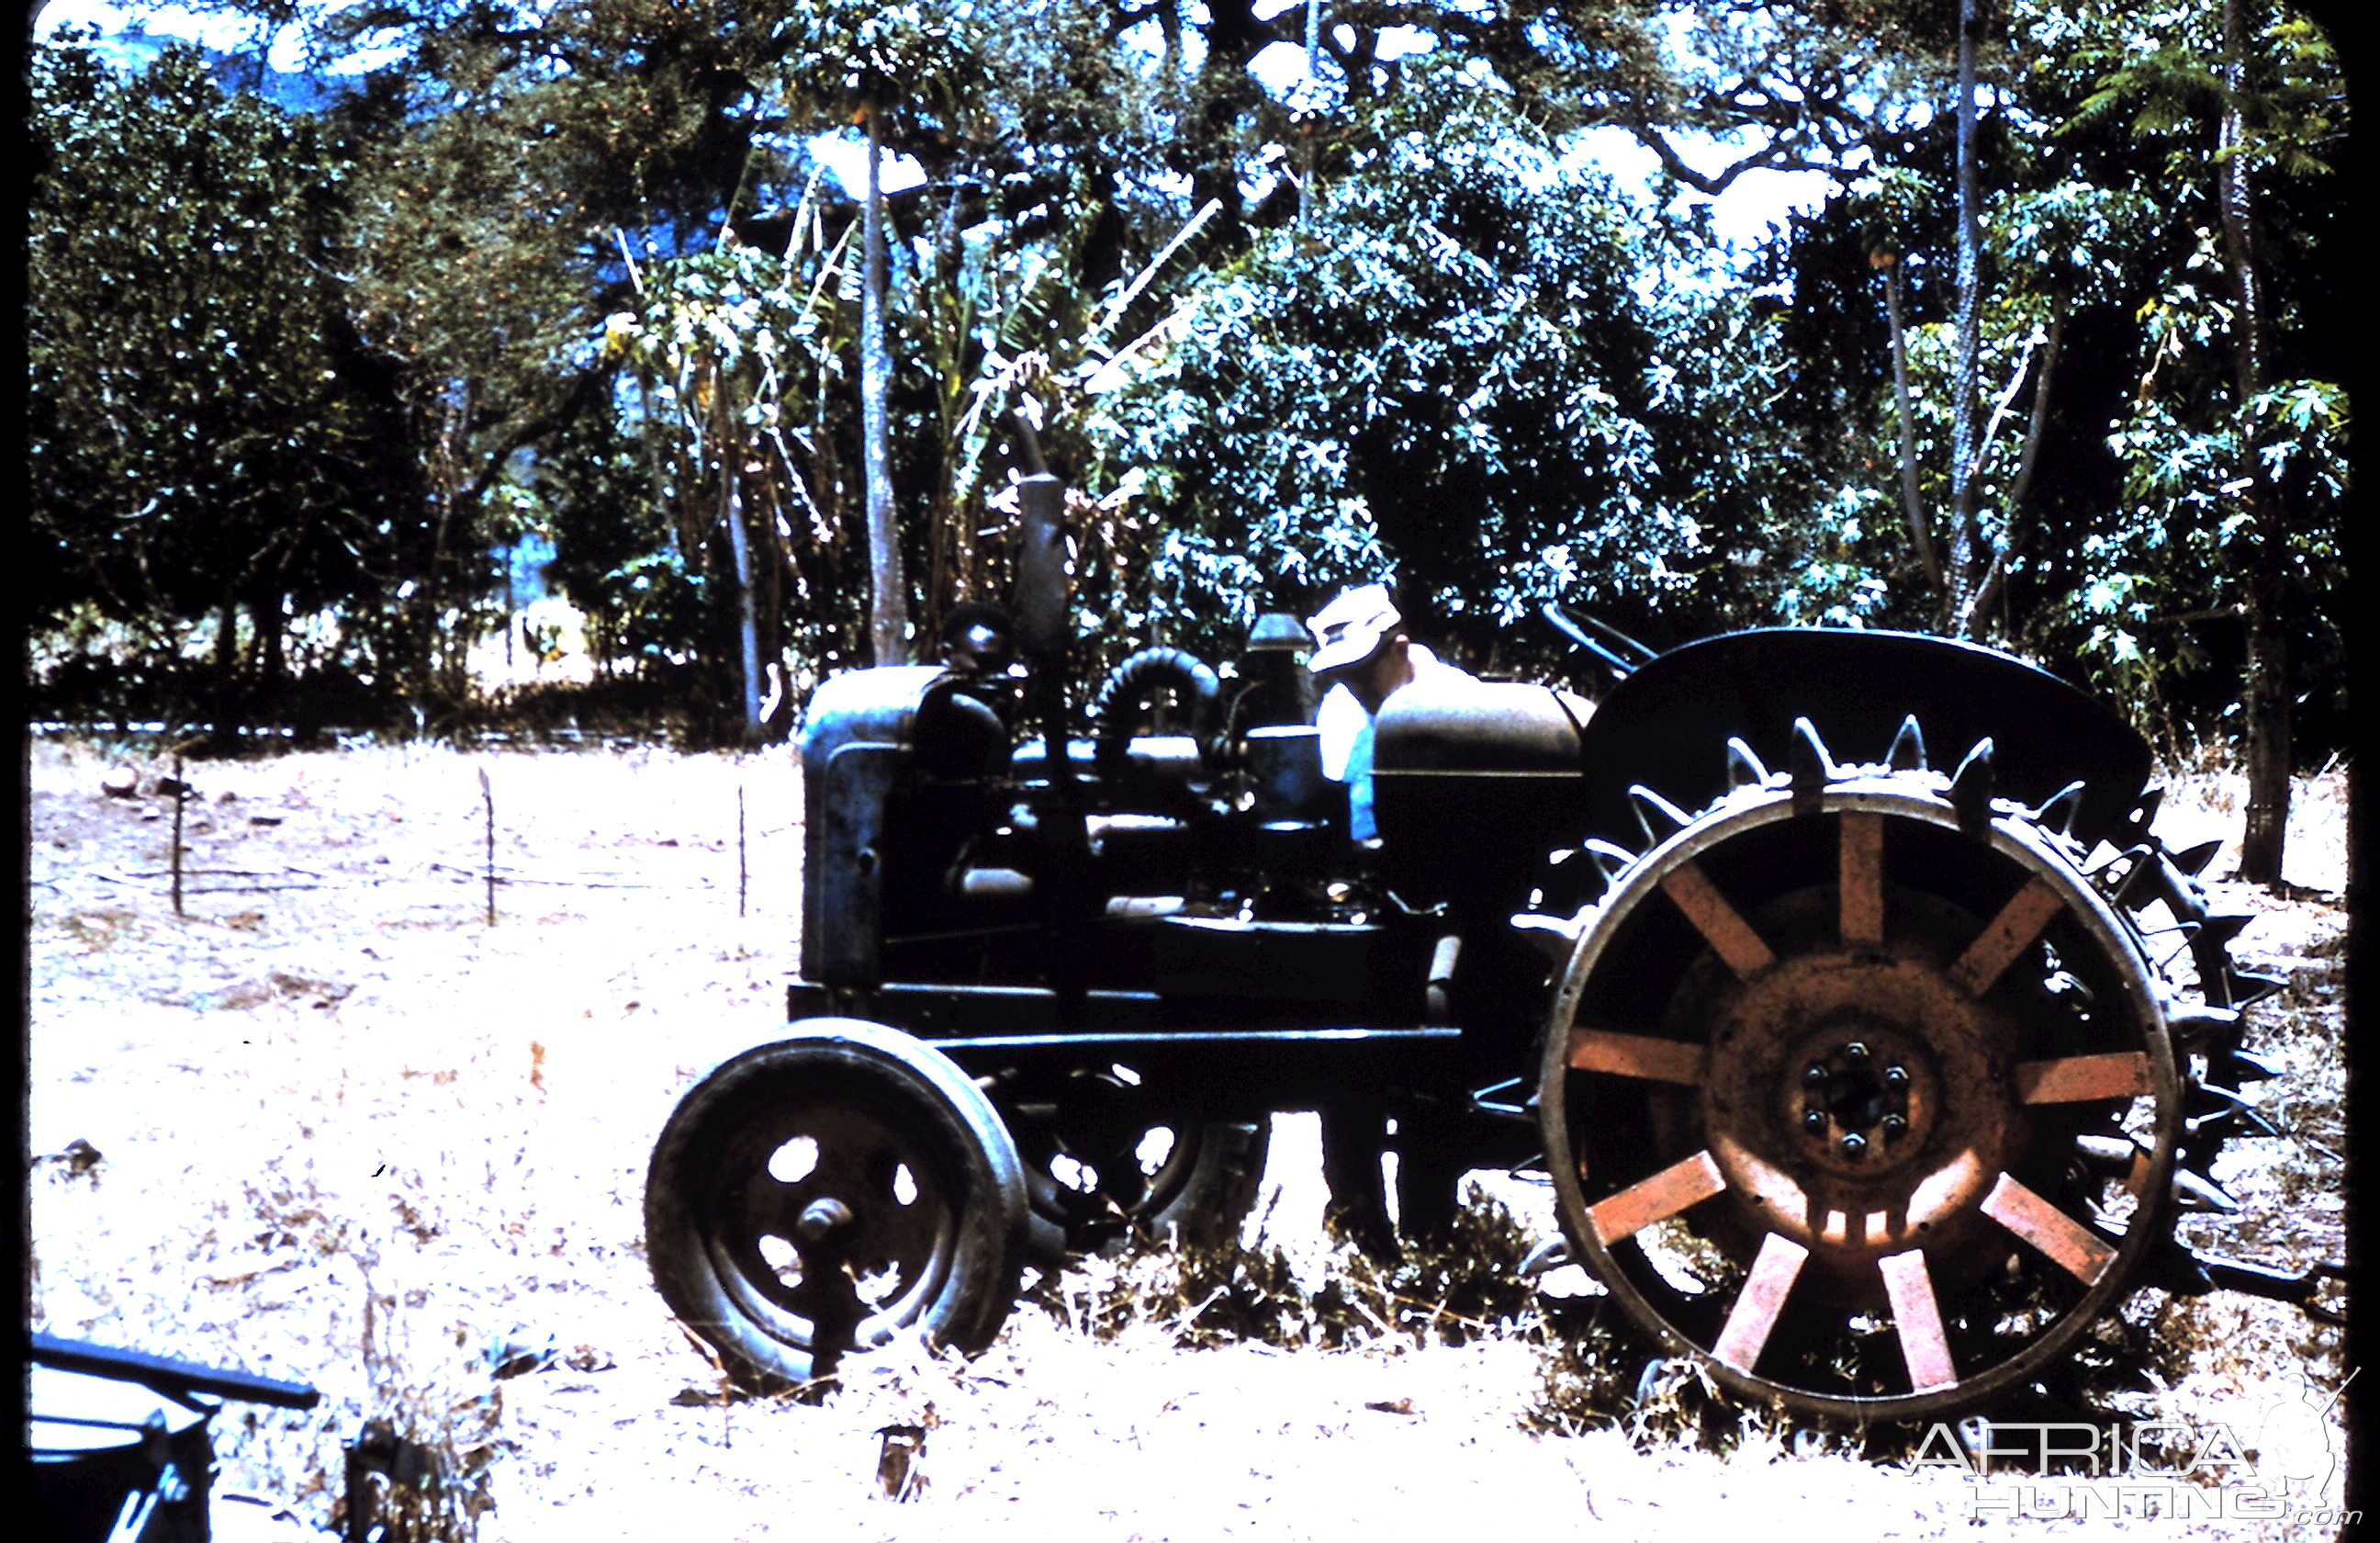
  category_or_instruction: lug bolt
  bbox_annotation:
[1802,1109,1828,1133]
[1881,1064,1910,1090]
[1842,1042,1870,1066]
[1839,1132,1868,1160]
[1803,1063,1828,1087]
[1881,1113,1908,1137]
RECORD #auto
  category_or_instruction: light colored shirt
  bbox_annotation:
[1314,645,1469,841]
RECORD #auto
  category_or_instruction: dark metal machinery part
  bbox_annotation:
[28,1335,321,1543]
[1009,1080,1271,1260]
[1088,647,1225,771]
[1538,718,2222,1421]
[737,587,2340,1423]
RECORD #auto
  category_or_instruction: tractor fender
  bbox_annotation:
[1570,628,2153,851]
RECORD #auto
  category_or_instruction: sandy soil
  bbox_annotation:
[22,740,2352,1541]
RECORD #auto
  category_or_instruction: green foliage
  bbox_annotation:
[2062,0,2342,178]
[1741,0,2346,758]
[23,0,2347,760]
[27,39,407,649]
[601,226,868,681]
[1090,72,1734,666]
[773,0,992,120]
[2025,0,2348,742]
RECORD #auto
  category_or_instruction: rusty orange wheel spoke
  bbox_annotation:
[1980,1172,2116,1285]
[2015,1051,2153,1104]
[1566,1028,1703,1085]
[1879,1249,1959,1392]
[1712,1233,1808,1372]
[1658,862,1776,978]
[1586,1150,1726,1245]
[1839,813,1885,947]
[1948,878,2065,996]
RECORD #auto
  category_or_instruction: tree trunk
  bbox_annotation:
[1956,297,2066,637]
[1941,0,1989,630]
[723,462,764,747]
[251,595,286,740]
[2221,0,2290,885]
[1880,254,1940,592]
[860,107,908,666]
[210,595,241,752]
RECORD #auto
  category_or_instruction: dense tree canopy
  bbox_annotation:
[1089,69,1737,667]
[24,0,2351,812]
[28,39,423,737]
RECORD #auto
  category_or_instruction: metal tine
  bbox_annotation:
[2226,969,2285,1008]
[2174,1168,2244,1213]
[1521,1237,1572,1278]
[2188,1103,2283,1143]
[1627,786,1693,847]
[2132,784,2167,833]
[2195,911,2256,949]
[2172,838,2224,876]
[1582,838,1639,886]
[2187,1083,2282,1139]
[1950,738,1995,832]
[1724,737,1770,790]
[1887,714,1927,772]
[2073,1134,2240,1211]
[2219,1047,2282,1084]
[1788,716,1834,790]
[2032,780,2088,838]
[2166,999,2242,1050]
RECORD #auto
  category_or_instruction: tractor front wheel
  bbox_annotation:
[646,1019,1029,1388]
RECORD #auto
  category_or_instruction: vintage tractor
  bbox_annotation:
[646,475,2338,1422]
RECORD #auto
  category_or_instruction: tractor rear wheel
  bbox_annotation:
[1540,723,2191,1421]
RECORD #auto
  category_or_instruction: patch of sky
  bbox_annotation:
[1118,4,1206,73]
[499,527,559,606]
[805,127,931,204]
[36,0,411,75]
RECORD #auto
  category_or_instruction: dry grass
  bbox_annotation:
[22,738,2353,1540]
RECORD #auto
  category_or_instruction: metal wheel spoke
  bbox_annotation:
[1980,1172,2116,1285]
[1586,1150,1726,1244]
[1712,1233,1808,1371]
[1879,1249,1959,1392]
[2015,1051,2153,1104]
[1949,878,2065,996]
[1566,1028,1703,1085]
[1659,862,1777,978]
[1839,813,1884,946]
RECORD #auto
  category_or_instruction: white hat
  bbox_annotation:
[1305,583,1402,674]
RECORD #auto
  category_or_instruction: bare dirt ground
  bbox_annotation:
[22,739,2352,1541]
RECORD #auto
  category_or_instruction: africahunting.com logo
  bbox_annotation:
[1911,1371,2356,1526]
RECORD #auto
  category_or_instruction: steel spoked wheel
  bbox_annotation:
[646,1019,1028,1388]
[1540,728,2182,1420]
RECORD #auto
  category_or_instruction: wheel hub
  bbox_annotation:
[1790,1016,1933,1171]
[1694,937,2030,1300]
